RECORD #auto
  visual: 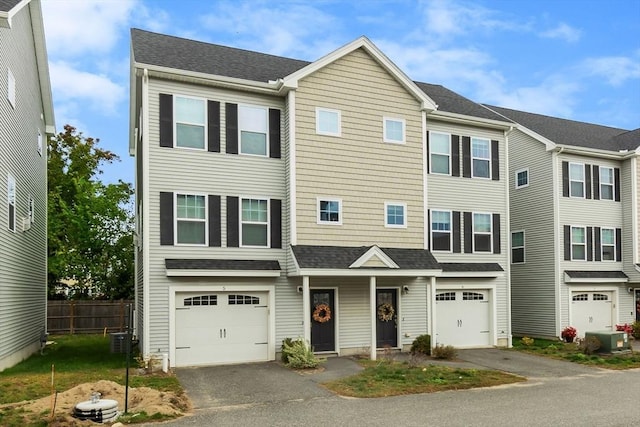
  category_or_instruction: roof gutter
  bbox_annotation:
[428,110,512,130]
[553,144,637,160]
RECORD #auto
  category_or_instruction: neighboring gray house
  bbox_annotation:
[0,0,54,371]
[485,105,639,338]
[130,29,513,368]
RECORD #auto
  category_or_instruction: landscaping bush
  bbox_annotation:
[410,334,431,356]
[632,321,640,340]
[432,344,456,360]
[521,336,534,346]
[281,338,319,369]
[580,336,601,355]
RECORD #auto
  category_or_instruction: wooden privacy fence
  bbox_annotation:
[47,300,134,334]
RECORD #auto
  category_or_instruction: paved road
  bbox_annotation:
[149,350,640,426]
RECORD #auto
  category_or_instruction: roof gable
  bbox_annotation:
[349,246,399,269]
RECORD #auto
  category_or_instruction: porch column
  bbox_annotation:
[429,276,436,351]
[369,276,377,360]
[302,276,311,345]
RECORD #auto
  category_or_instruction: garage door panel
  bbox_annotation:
[436,290,491,348]
[571,291,613,337]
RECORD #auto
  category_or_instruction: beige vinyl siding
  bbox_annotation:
[294,48,424,248]
[508,130,557,337]
[0,5,48,370]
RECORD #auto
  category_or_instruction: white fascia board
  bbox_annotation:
[281,36,437,111]
[554,144,633,160]
[292,268,442,277]
[166,269,281,277]
[0,0,30,28]
[428,110,513,131]
[349,246,399,269]
[29,0,55,133]
[439,271,504,278]
[563,273,628,283]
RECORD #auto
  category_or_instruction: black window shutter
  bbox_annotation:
[270,199,282,248]
[453,211,461,253]
[451,135,460,177]
[226,196,239,247]
[585,165,592,199]
[562,161,569,197]
[492,213,501,254]
[563,225,571,260]
[159,192,174,245]
[593,166,600,200]
[491,140,500,181]
[8,204,14,231]
[208,195,221,247]
[462,136,471,178]
[269,109,281,159]
[226,103,238,154]
[586,226,593,261]
[463,211,472,253]
[594,227,601,261]
[614,168,621,202]
[159,94,173,148]
[616,228,622,261]
[208,100,220,153]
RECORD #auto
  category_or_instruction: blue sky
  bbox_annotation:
[41,0,640,185]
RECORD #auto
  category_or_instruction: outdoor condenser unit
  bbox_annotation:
[584,331,629,353]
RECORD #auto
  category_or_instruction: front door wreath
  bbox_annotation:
[312,303,332,323]
[377,303,395,321]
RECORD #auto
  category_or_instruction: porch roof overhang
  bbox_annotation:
[439,262,505,278]
[564,270,628,283]
[165,259,281,277]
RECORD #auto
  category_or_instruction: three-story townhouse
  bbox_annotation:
[0,0,54,371]
[486,105,639,338]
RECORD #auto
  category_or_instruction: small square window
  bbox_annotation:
[7,68,15,108]
[515,168,529,189]
[385,202,406,228]
[511,231,525,263]
[316,108,341,136]
[383,118,405,144]
[317,198,342,225]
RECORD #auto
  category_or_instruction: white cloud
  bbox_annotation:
[540,23,581,43]
[581,55,640,86]
[42,0,137,57]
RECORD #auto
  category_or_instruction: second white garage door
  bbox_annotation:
[175,291,269,367]
[435,290,491,347]
[571,291,613,337]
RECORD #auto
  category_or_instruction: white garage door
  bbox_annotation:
[175,291,269,367]
[435,290,491,347]
[571,291,613,337]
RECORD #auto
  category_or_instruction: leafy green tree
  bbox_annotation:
[48,125,134,299]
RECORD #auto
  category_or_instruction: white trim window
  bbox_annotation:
[37,130,43,156]
[316,107,341,136]
[599,166,614,200]
[473,212,492,252]
[601,227,615,261]
[7,174,16,232]
[383,117,405,144]
[174,95,206,149]
[429,132,450,175]
[471,138,491,178]
[431,210,451,251]
[175,194,207,245]
[515,168,529,189]
[241,198,269,247]
[511,231,525,263]
[384,202,406,228]
[569,162,585,198]
[239,105,268,156]
[571,226,586,260]
[317,198,342,225]
[7,68,15,108]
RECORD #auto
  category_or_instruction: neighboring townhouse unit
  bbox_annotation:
[130,29,512,368]
[486,105,639,338]
[0,0,54,371]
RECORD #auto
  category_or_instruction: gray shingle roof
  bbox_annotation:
[564,270,628,280]
[0,0,21,12]
[415,82,507,122]
[440,263,504,272]
[485,104,637,151]
[165,259,281,271]
[291,245,440,270]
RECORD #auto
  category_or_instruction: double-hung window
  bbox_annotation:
[7,174,16,231]
[601,227,615,261]
[599,167,614,200]
[176,194,206,244]
[239,105,268,156]
[7,68,15,108]
[241,198,268,247]
[431,210,451,251]
[471,138,490,178]
[473,213,492,252]
[430,132,450,174]
[316,108,341,136]
[385,202,406,228]
[571,226,586,260]
[175,96,206,149]
[569,163,585,198]
[511,231,525,263]
[515,168,529,189]
[317,198,342,225]
[383,117,405,144]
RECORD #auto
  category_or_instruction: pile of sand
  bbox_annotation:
[10,379,191,426]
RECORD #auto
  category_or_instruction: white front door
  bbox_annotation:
[435,290,491,347]
[571,291,613,337]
